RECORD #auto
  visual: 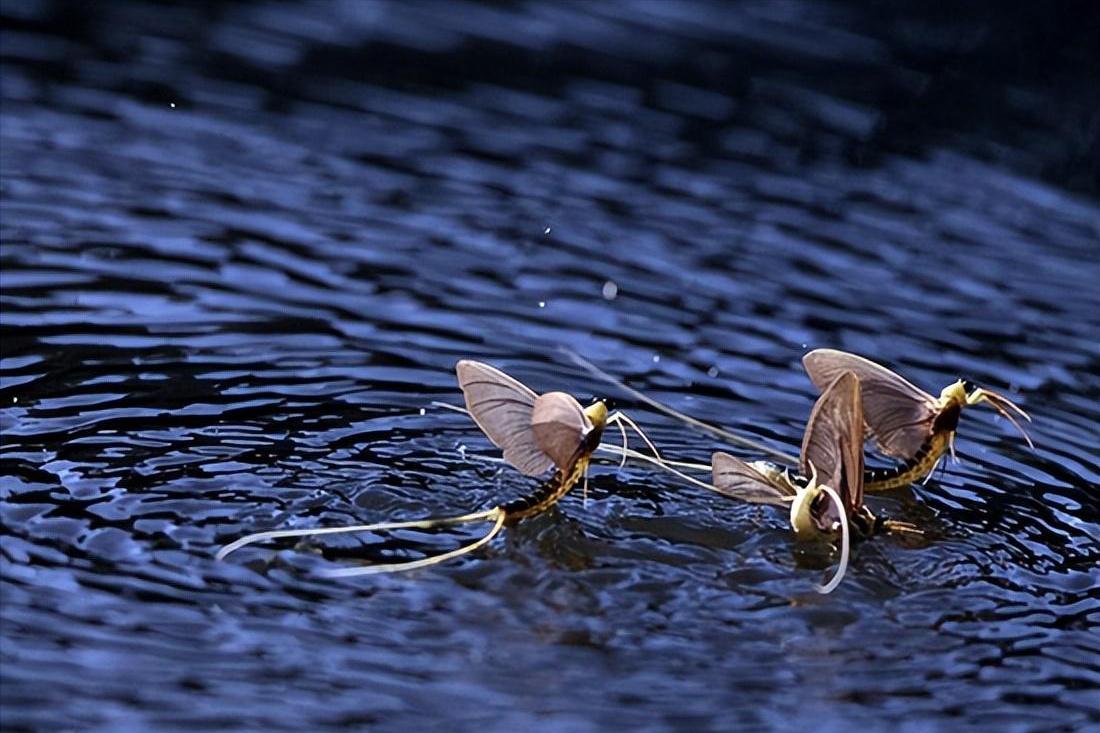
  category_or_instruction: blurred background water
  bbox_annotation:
[1,1,1098,731]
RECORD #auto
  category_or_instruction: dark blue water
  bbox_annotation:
[2,2,1098,731]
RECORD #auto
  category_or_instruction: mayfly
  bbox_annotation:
[217,360,658,576]
[802,349,1032,491]
[710,371,870,593]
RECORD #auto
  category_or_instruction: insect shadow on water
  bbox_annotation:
[217,360,669,576]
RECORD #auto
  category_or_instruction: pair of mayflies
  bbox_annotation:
[218,349,1031,591]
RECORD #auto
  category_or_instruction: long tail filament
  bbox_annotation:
[561,348,799,465]
[323,510,506,577]
[216,507,506,577]
[815,484,850,595]
[596,442,748,497]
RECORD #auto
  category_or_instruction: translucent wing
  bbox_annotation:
[711,452,792,505]
[455,360,553,476]
[801,371,865,513]
[842,375,865,512]
[531,391,590,471]
[803,349,936,460]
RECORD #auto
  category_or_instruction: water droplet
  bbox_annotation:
[602,280,618,300]
[170,102,176,108]
[419,408,426,415]
[543,226,552,235]
[707,366,719,378]
[652,354,661,363]
[12,397,17,404]
[538,301,546,308]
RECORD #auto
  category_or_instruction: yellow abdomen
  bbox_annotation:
[864,432,950,492]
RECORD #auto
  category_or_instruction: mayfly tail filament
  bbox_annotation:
[815,485,850,595]
[216,507,506,576]
[598,443,724,495]
[562,347,798,465]
[321,510,506,577]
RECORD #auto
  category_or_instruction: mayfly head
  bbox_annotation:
[789,462,822,538]
[938,379,969,408]
[788,461,851,594]
[589,395,616,412]
[583,399,610,432]
[934,379,1032,448]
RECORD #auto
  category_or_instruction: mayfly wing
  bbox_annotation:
[803,349,937,460]
[711,452,792,505]
[802,371,864,513]
[531,391,590,471]
[841,373,865,512]
[455,360,554,476]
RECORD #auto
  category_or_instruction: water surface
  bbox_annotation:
[2,2,1098,731]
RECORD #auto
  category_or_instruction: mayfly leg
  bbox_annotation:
[973,390,1034,448]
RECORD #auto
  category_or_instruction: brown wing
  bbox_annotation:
[801,371,865,513]
[841,374,865,511]
[455,360,554,476]
[711,452,792,506]
[803,349,937,460]
[531,391,590,471]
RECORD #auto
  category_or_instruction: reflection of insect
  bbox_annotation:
[711,371,869,593]
[803,349,1032,490]
[217,361,650,576]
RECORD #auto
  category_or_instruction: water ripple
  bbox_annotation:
[2,1,1098,731]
